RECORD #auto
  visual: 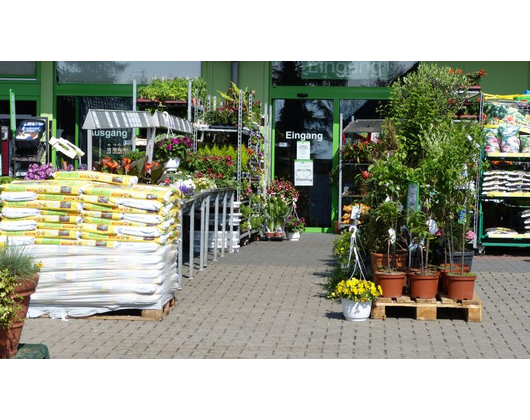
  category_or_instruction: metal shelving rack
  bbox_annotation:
[191,89,270,247]
[338,115,383,231]
[477,96,530,251]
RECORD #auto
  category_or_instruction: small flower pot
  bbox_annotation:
[376,271,406,298]
[341,299,372,322]
[409,272,439,299]
[446,273,476,300]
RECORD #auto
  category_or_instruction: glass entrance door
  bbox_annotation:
[273,99,334,229]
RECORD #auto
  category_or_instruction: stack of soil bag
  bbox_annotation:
[0,171,182,319]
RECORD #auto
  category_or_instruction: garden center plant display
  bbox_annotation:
[0,171,181,319]
[357,63,485,299]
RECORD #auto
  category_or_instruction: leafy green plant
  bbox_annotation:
[380,63,470,169]
[0,268,21,330]
[138,77,207,103]
[0,245,41,330]
[0,245,41,279]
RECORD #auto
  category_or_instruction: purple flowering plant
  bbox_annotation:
[284,215,306,233]
[25,163,56,180]
[179,184,195,198]
[155,135,193,162]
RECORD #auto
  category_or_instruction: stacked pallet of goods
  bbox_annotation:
[0,171,182,319]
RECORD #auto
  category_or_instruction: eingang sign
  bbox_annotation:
[301,61,389,81]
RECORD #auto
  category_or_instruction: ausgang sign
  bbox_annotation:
[301,61,389,81]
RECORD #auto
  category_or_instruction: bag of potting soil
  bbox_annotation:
[3,200,82,212]
[36,222,80,230]
[1,180,85,195]
[53,170,138,186]
[0,220,37,231]
[0,191,38,202]
[80,183,173,202]
[79,223,162,237]
[499,125,520,153]
[1,207,41,219]
[483,127,501,153]
[36,194,83,202]
[0,235,35,246]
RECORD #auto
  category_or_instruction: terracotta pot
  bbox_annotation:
[446,273,476,300]
[409,272,439,299]
[438,264,470,294]
[0,274,39,359]
[371,251,408,278]
[376,272,406,298]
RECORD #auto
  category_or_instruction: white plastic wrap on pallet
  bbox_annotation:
[27,244,179,320]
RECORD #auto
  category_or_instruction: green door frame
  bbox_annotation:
[269,81,391,233]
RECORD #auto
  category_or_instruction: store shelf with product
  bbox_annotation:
[337,117,382,231]
[477,95,530,250]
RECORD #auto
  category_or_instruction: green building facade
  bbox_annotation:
[1,61,529,230]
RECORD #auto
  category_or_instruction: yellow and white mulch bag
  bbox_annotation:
[81,201,173,215]
[80,210,122,221]
[79,183,173,202]
[4,180,86,195]
[36,194,83,202]
[80,195,163,212]
[36,222,80,231]
[82,216,154,227]
[0,215,81,224]
[121,213,165,225]
[5,229,81,239]
[1,207,42,219]
[0,235,35,246]
[53,170,138,186]
[79,223,162,237]
[80,231,170,244]
[0,220,38,231]
[3,200,82,212]
[0,191,38,202]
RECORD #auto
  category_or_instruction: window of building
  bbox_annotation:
[272,61,419,87]
[56,61,201,84]
[0,61,37,79]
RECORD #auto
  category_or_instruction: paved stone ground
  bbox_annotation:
[19,234,530,359]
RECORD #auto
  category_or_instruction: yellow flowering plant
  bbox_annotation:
[329,278,382,303]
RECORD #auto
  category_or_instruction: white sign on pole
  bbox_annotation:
[297,141,311,160]
[294,160,313,186]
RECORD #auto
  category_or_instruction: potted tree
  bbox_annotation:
[407,208,440,299]
[371,200,407,298]
[0,244,41,359]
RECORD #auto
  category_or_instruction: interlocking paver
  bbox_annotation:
[17,234,530,358]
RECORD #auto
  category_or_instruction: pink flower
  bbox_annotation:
[466,230,475,240]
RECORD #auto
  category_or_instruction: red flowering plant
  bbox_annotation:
[449,67,486,86]
[341,133,379,164]
[154,135,193,162]
[284,214,306,233]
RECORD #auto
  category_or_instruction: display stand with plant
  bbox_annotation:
[0,244,42,359]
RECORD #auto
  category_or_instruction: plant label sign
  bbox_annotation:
[297,141,311,160]
[294,159,313,186]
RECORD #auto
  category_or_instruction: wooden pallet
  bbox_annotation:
[371,292,482,322]
[37,297,177,322]
[78,297,176,321]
